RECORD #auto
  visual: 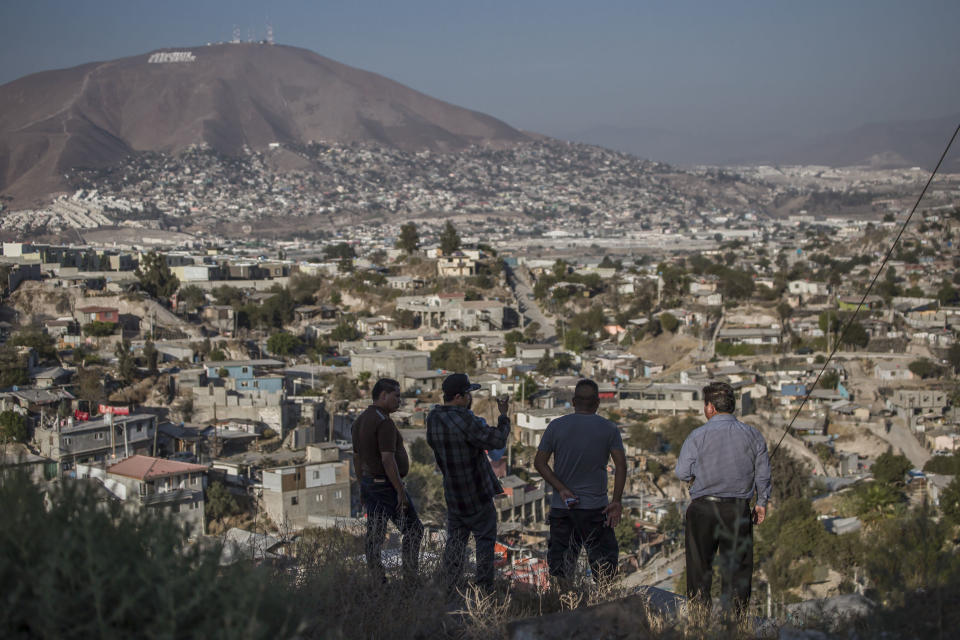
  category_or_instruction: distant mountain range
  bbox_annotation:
[561,111,960,171]
[0,44,529,204]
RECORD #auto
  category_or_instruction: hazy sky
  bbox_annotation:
[1,0,958,141]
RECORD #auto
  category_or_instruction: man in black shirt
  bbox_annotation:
[352,377,423,581]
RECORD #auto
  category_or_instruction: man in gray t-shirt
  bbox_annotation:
[535,379,626,582]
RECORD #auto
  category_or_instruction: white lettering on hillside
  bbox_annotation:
[147,51,197,64]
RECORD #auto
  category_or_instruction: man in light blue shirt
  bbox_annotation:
[675,381,771,613]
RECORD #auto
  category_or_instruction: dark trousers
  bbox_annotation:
[547,507,619,582]
[442,501,498,591]
[360,477,424,581]
[684,497,753,612]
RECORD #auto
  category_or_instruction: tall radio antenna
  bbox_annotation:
[232,24,241,44]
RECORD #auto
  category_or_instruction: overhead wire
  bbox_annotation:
[769,120,960,460]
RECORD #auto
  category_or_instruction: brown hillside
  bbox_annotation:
[0,44,529,204]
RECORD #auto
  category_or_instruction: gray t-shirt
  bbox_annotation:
[537,412,624,510]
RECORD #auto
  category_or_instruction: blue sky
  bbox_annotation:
[1,0,957,140]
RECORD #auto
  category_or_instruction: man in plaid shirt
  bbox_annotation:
[427,373,511,592]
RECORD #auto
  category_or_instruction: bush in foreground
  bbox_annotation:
[0,470,303,639]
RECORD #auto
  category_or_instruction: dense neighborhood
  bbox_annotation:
[2,156,960,634]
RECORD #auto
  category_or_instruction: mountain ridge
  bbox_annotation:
[0,44,530,204]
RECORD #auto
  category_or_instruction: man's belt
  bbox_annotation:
[698,495,744,503]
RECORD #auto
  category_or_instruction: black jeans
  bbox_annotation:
[684,497,753,612]
[360,477,423,581]
[442,501,498,591]
[547,507,619,582]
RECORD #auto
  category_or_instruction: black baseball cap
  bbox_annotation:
[442,373,481,397]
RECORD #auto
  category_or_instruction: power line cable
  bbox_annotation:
[769,120,960,460]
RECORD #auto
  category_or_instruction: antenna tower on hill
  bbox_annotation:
[232,25,241,44]
[266,22,274,45]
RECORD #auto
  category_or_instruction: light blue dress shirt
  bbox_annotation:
[675,413,772,507]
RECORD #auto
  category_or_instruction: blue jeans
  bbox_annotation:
[547,507,619,582]
[442,501,498,591]
[360,477,423,580]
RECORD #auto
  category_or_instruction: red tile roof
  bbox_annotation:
[107,455,207,480]
[76,306,118,313]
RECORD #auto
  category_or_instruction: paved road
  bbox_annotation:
[505,263,556,342]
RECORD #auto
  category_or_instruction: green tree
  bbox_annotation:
[0,410,28,443]
[757,497,829,596]
[658,503,683,538]
[555,352,575,372]
[431,342,476,373]
[937,280,959,306]
[940,476,960,526]
[862,504,954,605]
[839,322,870,350]
[409,437,434,466]
[114,339,136,385]
[627,422,659,452]
[323,242,356,261]
[563,327,591,354]
[266,332,301,357]
[74,368,106,406]
[178,284,207,313]
[404,461,446,522]
[535,354,556,377]
[947,343,960,375]
[0,346,29,387]
[845,482,904,522]
[514,374,539,403]
[397,222,420,254]
[136,252,180,300]
[819,370,840,389]
[330,322,362,342]
[661,415,701,453]
[523,321,542,342]
[212,285,244,307]
[872,451,912,485]
[9,328,57,360]
[439,220,461,255]
[658,312,679,333]
[908,358,940,379]
[142,340,159,374]
[614,518,638,550]
[205,481,241,521]
[503,330,524,357]
[770,449,812,503]
[83,321,115,337]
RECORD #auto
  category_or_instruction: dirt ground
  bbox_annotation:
[628,332,701,373]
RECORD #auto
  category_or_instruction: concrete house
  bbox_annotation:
[35,413,158,473]
[495,475,548,525]
[618,383,702,414]
[205,359,287,394]
[350,349,430,380]
[75,305,119,324]
[261,444,351,530]
[78,454,208,537]
[514,408,569,447]
[437,252,478,277]
[874,360,915,381]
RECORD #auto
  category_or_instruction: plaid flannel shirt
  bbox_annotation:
[426,404,510,517]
